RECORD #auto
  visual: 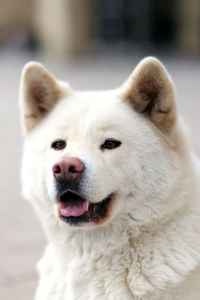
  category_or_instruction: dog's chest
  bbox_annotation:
[61,254,133,300]
[38,239,200,300]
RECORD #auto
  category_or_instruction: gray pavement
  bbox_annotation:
[0,50,200,300]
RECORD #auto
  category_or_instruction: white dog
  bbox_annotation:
[20,57,200,299]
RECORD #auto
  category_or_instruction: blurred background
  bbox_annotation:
[0,0,200,299]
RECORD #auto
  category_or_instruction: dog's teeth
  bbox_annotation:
[86,201,89,211]
[56,206,60,218]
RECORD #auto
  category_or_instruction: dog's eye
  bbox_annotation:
[51,140,66,150]
[101,139,121,150]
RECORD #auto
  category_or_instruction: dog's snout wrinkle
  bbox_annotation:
[54,178,81,200]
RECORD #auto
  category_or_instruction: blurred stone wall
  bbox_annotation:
[176,0,200,54]
[34,0,93,56]
[0,0,199,55]
[33,0,200,55]
[0,0,34,44]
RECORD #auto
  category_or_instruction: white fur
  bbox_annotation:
[20,58,200,299]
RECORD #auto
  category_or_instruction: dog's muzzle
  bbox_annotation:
[52,157,114,226]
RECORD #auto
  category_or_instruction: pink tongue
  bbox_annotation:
[59,199,87,217]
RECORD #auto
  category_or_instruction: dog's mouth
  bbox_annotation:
[58,190,114,226]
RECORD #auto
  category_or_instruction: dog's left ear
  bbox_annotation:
[119,57,177,132]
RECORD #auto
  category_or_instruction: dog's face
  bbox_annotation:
[20,58,182,230]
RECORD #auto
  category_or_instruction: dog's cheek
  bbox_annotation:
[46,168,57,202]
[22,134,52,206]
[84,151,129,202]
[22,151,45,205]
[84,165,121,202]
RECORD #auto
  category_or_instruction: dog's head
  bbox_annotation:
[20,57,184,230]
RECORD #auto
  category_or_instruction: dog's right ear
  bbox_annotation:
[20,62,67,135]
